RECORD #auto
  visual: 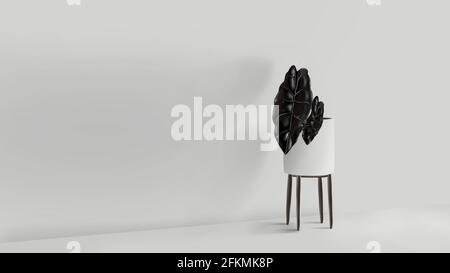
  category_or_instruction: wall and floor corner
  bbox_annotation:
[1,0,450,244]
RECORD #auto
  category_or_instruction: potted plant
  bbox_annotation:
[273,65,335,230]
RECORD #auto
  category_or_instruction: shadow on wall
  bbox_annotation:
[162,57,275,221]
[1,57,276,242]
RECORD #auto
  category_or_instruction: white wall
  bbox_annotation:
[1,0,449,242]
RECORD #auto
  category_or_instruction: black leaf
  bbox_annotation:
[302,96,324,145]
[272,65,313,154]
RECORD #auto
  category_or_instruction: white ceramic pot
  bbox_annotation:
[284,118,335,176]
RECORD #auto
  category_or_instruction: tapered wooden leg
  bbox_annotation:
[296,176,301,230]
[318,177,324,224]
[286,175,292,225]
[327,174,333,229]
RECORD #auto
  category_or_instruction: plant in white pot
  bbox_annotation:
[273,65,335,230]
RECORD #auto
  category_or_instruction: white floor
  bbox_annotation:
[1,207,450,253]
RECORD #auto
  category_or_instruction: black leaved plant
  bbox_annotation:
[272,65,325,154]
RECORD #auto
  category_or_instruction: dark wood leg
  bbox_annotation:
[286,175,292,225]
[327,174,333,229]
[296,176,301,230]
[318,177,324,224]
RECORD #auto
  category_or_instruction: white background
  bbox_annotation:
[1,0,449,243]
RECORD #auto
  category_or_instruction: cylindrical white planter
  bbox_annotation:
[284,118,335,176]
